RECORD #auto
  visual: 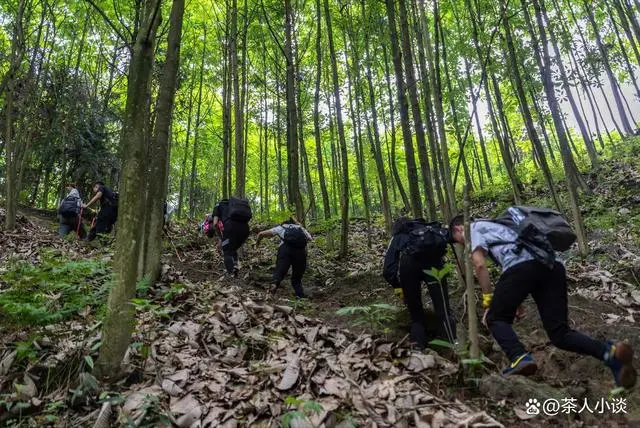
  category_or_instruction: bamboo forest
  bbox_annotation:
[1,0,640,425]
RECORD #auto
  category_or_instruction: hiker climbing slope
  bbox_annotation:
[84,181,118,243]
[213,197,252,276]
[449,206,636,388]
[255,217,312,298]
[58,183,86,239]
[383,217,456,349]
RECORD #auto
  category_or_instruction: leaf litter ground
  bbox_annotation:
[1,158,640,426]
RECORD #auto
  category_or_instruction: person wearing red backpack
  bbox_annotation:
[58,183,86,239]
[212,197,252,276]
[449,209,636,388]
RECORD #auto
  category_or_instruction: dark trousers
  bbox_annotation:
[488,260,607,361]
[221,221,250,274]
[59,215,86,239]
[273,244,307,296]
[398,255,456,348]
[88,206,116,242]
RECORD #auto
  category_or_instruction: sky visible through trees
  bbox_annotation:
[1,0,640,231]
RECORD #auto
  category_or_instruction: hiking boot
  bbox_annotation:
[503,352,538,376]
[293,285,306,299]
[232,267,239,278]
[605,342,636,388]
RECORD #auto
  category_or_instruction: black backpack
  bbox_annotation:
[490,206,576,268]
[228,197,252,223]
[282,225,308,248]
[382,219,449,288]
[59,196,81,217]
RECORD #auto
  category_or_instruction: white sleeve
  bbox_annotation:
[269,226,285,238]
[303,228,312,240]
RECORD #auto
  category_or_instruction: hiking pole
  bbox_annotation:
[77,208,84,239]
[165,229,184,262]
[450,243,466,284]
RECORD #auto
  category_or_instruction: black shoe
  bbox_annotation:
[232,268,239,278]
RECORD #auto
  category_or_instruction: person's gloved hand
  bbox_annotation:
[393,288,404,301]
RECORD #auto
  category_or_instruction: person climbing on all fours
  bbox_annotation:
[449,207,636,388]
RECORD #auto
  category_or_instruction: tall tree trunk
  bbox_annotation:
[324,0,350,257]
[464,58,492,182]
[222,17,231,199]
[412,0,446,213]
[398,0,437,219]
[382,44,410,213]
[276,69,285,212]
[296,60,316,221]
[189,27,206,218]
[584,0,635,134]
[385,0,423,217]
[529,0,588,255]
[178,73,195,218]
[465,0,522,203]
[285,0,304,220]
[3,0,28,230]
[314,0,331,220]
[360,2,392,233]
[503,12,562,211]
[143,0,184,280]
[344,31,372,247]
[565,0,624,136]
[232,0,246,197]
[438,15,473,189]
[97,0,161,378]
[430,2,457,217]
[540,0,599,168]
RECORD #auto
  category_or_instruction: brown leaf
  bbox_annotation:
[14,374,37,399]
[514,408,536,420]
[0,351,16,376]
[404,352,436,372]
[170,394,202,416]
[277,354,301,390]
[161,378,185,396]
[322,377,350,398]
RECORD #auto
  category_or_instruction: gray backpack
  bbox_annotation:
[490,206,576,268]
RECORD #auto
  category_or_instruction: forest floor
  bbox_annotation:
[2,150,640,426]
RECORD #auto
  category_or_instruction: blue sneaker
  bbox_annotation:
[503,352,538,376]
[604,342,636,388]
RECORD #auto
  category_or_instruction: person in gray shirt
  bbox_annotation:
[255,217,312,298]
[449,214,635,388]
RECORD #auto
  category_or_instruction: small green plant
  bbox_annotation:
[130,298,174,319]
[428,339,456,350]
[424,264,457,345]
[336,303,399,332]
[0,251,112,326]
[163,283,186,301]
[424,263,454,283]
[281,396,324,428]
[15,340,39,362]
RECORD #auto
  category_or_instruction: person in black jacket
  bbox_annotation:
[384,217,456,349]
[213,199,250,276]
[255,217,312,298]
[84,182,118,242]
